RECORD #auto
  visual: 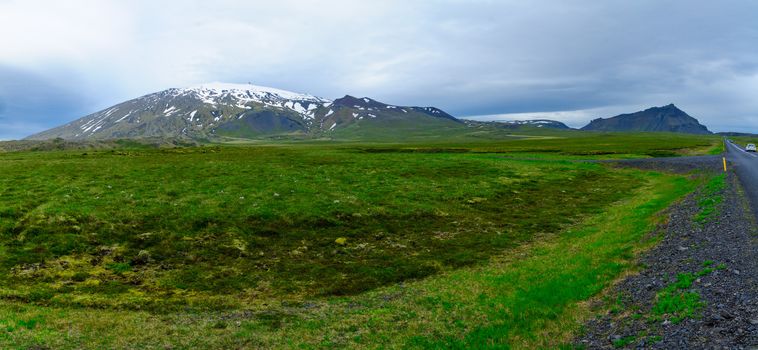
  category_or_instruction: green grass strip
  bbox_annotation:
[650,263,724,324]
[407,173,695,349]
[694,173,726,224]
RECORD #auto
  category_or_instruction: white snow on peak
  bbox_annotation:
[185,82,329,103]
[163,106,179,116]
[103,107,119,117]
[175,83,332,119]
[291,102,307,114]
[115,110,135,123]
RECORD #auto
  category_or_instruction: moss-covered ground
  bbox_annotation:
[0,132,717,348]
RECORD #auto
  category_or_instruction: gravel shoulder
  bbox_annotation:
[576,158,758,349]
[604,155,724,174]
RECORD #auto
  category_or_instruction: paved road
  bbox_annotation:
[725,139,758,218]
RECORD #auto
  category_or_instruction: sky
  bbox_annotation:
[2,0,758,139]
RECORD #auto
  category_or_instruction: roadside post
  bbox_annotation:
[723,138,727,172]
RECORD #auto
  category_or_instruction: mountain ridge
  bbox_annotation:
[494,119,570,129]
[581,104,711,134]
[26,83,460,140]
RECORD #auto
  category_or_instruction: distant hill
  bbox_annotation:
[26,83,460,141]
[581,104,711,134]
[462,119,571,131]
[494,119,571,129]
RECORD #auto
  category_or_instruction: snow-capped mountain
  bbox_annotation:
[26,83,459,140]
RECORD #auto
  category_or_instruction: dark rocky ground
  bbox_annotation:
[607,155,724,174]
[576,157,758,349]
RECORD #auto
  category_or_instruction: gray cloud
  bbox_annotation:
[1,0,758,138]
[0,65,96,135]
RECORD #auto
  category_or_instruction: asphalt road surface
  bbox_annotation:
[725,139,758,218]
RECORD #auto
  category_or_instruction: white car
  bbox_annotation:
[747,143,756,152]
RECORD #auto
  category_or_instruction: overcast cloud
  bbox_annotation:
[2,0,758,139]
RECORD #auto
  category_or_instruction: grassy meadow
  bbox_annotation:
[0,131,722,348]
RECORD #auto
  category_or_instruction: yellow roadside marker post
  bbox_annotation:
[722,138,727,172]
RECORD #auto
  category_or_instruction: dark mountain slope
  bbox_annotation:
[581,104,711,134]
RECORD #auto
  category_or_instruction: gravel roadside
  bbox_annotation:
[606,155,725,174]
[575,159,758,349]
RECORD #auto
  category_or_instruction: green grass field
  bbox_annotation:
[0,131,720,348]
